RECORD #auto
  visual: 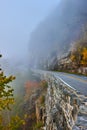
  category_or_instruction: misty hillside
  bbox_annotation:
[29,0,87,67]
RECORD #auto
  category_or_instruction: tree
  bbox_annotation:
[0,55,28,130]
[0,55,15,129]
[0,55,15,111]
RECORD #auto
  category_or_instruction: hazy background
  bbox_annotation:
[0,0,60,60]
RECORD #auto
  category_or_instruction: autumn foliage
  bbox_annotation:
[0,56,15,111]
[25,80,40,92]
[81,47,87,66]
[24,80,47,100]
[70,29,87,67]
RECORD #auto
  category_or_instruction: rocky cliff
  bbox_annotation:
[29,0,87,68]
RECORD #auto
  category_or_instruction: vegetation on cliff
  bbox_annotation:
[48,28,87,75]
[70,29,87,67]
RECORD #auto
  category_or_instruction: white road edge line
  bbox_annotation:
[55,75,76,91]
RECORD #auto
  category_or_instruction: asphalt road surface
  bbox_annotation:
[34,69,87,96]
[53,72,87,96]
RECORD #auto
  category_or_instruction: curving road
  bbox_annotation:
[34,69,87,96]
[53,72,87,96]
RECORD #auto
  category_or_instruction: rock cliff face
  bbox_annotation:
[35,73,87,130]
[29,0,87,67]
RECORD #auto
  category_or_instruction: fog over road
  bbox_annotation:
[53,72,87,96]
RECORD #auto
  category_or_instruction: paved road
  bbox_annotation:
[34,69,87,96]
[53,72,87,96]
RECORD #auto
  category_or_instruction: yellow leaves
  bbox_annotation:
[70,41,87,67]
[0,75,15,85]
[0,114,26,130]
[8,115,26,130]
[0,98,14,110]
[22,121,26,125]
[81,47,87,65]
[24,114,28,119]
[0,56,15,111]
[82,47,87,59]
[70,55,76,61]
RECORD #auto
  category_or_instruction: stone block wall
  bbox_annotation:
[43,74,87,130]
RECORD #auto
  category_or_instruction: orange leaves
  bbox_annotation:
[24,80,48,100]
[24,80,40,99]
[25,81,39,89]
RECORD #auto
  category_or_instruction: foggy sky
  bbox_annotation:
[0,0,60,59]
